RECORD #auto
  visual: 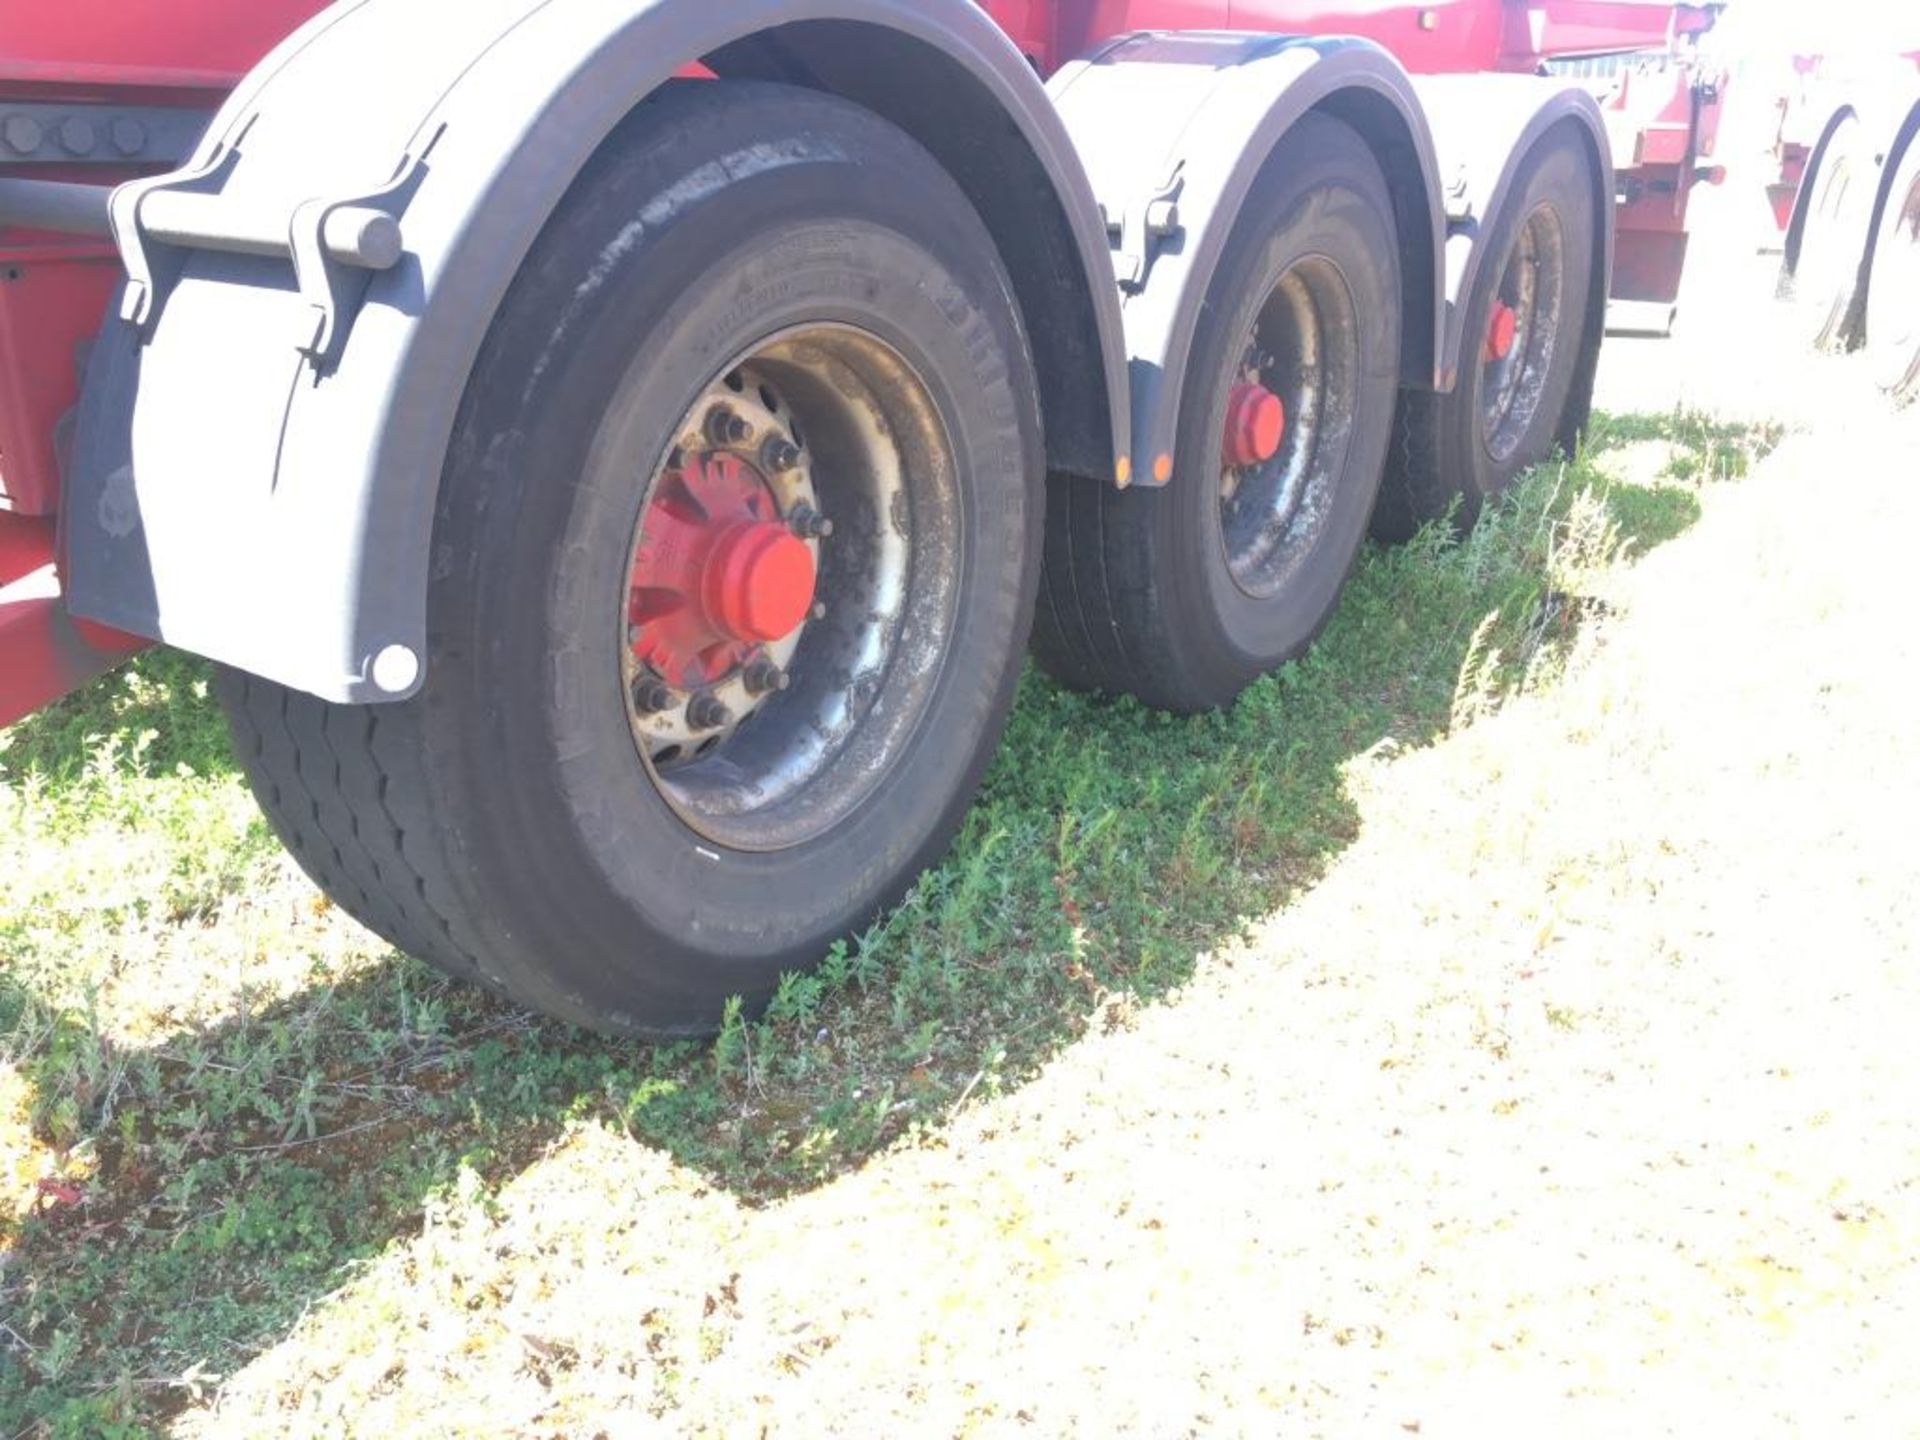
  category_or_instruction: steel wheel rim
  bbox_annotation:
[1481,204,1568,465]
[1796,131,1864,344]
[620,324,960,852]
[1216,256,1361,600]
[1870,166,1920,380]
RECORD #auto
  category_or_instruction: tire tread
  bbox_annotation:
[218,669,491,987]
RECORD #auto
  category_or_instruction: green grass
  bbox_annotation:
[0,409,1774,1436]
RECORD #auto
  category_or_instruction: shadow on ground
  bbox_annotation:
[0,411,1764,1431]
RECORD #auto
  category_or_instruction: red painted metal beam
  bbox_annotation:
[1498,1,1696,71]
[0,1,319,723]
[0,0,328,96]
[0,235,121,516]
[1041,2,1701,79]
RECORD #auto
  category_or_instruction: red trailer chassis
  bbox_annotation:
[0,0,1723,728]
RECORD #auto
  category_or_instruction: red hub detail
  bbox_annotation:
[629,452,817,690]
[1484,301,1518,362]
[1222,382,1286,468]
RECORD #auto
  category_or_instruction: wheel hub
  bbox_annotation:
[704,519,817,647]
[1222,381,1287,469]
[1484,300,1518,362]
[624,370,825,767]
[618,329,947,849]
[629,450,817,690]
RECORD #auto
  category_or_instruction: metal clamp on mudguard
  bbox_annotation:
[111,118,429,370]
[1106,164,1185,293]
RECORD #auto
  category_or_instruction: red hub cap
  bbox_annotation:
[629,451,816,689]
[1484,300,1518,362]
[1222,382,1286,468]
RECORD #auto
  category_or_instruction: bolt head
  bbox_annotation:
[58,117,96,156]
[687,693,733,731]
[3,115,43,155]
[631,675,675,715]
[110,118,147,156]
[707,405,752,448]
[787,506,835,541]
[743,658,791,697]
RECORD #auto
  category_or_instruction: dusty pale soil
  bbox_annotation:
[181,176,1920,1436]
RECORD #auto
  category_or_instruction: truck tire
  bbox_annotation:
[217,81,1042,1036]
[1786,112,1872,351]
[1032,113,1400,713]
[1373,129,1596,542]
[1865,132,1920,404]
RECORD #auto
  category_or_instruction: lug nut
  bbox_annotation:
[743,658,791,697]
[706,405,752,448]
[762,438,802,473]
[631,675,675,715]
[788,505,834,540]
[687,692,733,732]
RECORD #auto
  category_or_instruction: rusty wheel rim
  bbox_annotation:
[1869,162,1920,394]
[1216,256,1361,601]
[620,325,959,852]
[1481,204,1568,465]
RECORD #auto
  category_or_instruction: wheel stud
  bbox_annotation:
[788,505,835,540]
[687,692,733,732]
[762,438,802,473]
[706,405,753,448]
[743,657,791,696]
[631,675,675,715]
[810,602,828,622]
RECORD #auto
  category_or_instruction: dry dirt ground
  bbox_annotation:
[173,175,1920,1434]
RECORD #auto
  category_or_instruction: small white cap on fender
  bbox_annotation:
[371,644,422,695]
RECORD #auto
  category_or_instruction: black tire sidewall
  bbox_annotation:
[425,85,1040,1025]
[1794,115,1869,350]
[1160,114,1402,699]
[1867,134,1920,399]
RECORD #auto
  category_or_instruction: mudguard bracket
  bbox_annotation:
[1111,165,1186,293]
[111,119,430,372]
